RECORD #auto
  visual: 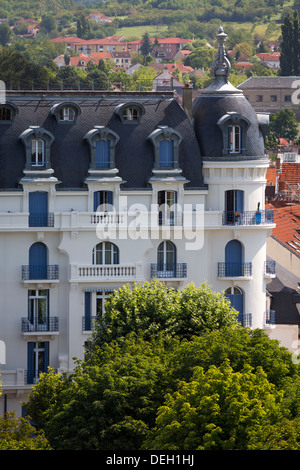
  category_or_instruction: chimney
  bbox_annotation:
[182,81,193,122]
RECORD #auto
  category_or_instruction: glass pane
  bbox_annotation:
[160,140,174,167]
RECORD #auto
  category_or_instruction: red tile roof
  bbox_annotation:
[267,203,300,255]
[278,163,300,194]
[266,167,277,186]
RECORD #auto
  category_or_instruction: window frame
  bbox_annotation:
[19,126,54,172]
[84,126,119,171]
[114,102,145,124]
[0,103,18,124]
[217,113,250,157]
[148,126,182,170]
[92,242,119,265]
[50,102,81,123]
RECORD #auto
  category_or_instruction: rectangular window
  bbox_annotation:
[0,107,12,121]
[256,95,263,102]
[28,289,49,330]
[59,107,75,121]
[285,95,292,102]
[270,95,277,102]
[159,140,174,168]
[27,342,49,384]
[31,139,45,166]
[228,126,241,153]
[96,140,110,168]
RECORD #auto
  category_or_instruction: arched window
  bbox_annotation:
[0,103,18,123]
[29,242,48,279]
[92,242,119,265]
[225,286,244,316]
[157,240,176,276]
[225,240,243,276]
[114,102,145,124]
[50,102,81,123]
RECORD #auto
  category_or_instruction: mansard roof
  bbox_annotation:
[0,91,205,190]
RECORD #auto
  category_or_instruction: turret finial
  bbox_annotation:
[211,25,231,83]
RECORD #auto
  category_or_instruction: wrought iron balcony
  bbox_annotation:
[238,313,252,327]
[222,210,274,226]
[218,262,252,277]
[264,310,275,327]
[82,316,97,331]
[264,260,276,276]
[22,265,59,280]
[29,212,54,227]
[151,263,187,278]
[22,317,59,332]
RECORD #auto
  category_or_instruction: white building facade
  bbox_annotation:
[0,27,276,416]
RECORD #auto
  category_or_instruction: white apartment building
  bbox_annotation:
[0,27,278,417]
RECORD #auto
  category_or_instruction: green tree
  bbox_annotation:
[143,360,283,450]
[140,32,153,64]
[87,281,238,352]
[40,14,56,34]
[185,46,216,71]
[24,327,300,450]
[0,23,11,47]
[0,412,51,450]
[269,108,299,142]
[280,10,300,75]
[76,14,91,39]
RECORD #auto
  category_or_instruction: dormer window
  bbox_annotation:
[84,126,119,172]
[19,126,54,172]
[148,126,182,171]
[115,102,145,124]
[31,139,45,166]
[0,103,18,123]
[50,102,81,123]
[217,112,250,157]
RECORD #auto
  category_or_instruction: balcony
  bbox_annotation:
[151,263,187,279]
[82,316,97,332]
[29,212,54,227]
[222,210,274,226]
[22,317,59,333]
[238,313,252,327]
[70,263,141,282]
[218,262,252,278]
[264,260,276,277]
[22,265,59,281]
[264,310,276,327]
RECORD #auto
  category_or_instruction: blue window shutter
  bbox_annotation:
[29,192,48,227]
[225,293,243,313]
[43,342,49,373]
[107,191,113,206]
[236,190,244,213]
[160,140,174,167]
[94,191,113,211]
[85,292,91,331]
[29,242,47,279]
[225,240,242,276]
[94,191,101,211]
[27,342,35,384]
[96,140,110,168]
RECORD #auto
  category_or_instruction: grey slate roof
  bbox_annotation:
[0,92,205,190]
[192,91,266,160]
[267,261,300,325]
[237,76,300,89]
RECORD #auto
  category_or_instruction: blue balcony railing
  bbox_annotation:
[222,210,274,226]
[264,310,276,326]
[218,262,252,277]
[22,317,59,332]
[22,265,59,280]
[264,260,276,276]
[238,313,252,327]
[29,213,54,227]
[151,263,187,278]
[82,316,97,331]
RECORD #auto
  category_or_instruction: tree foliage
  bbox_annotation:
[87,281,238,352]
[0,412,51,450]
[280,10,300,75]
[24,319,300,450]
[269,108,299,142]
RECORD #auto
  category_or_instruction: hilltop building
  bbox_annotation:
[0,27,278,416]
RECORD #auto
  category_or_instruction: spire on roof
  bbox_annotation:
[211,25,231,83]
